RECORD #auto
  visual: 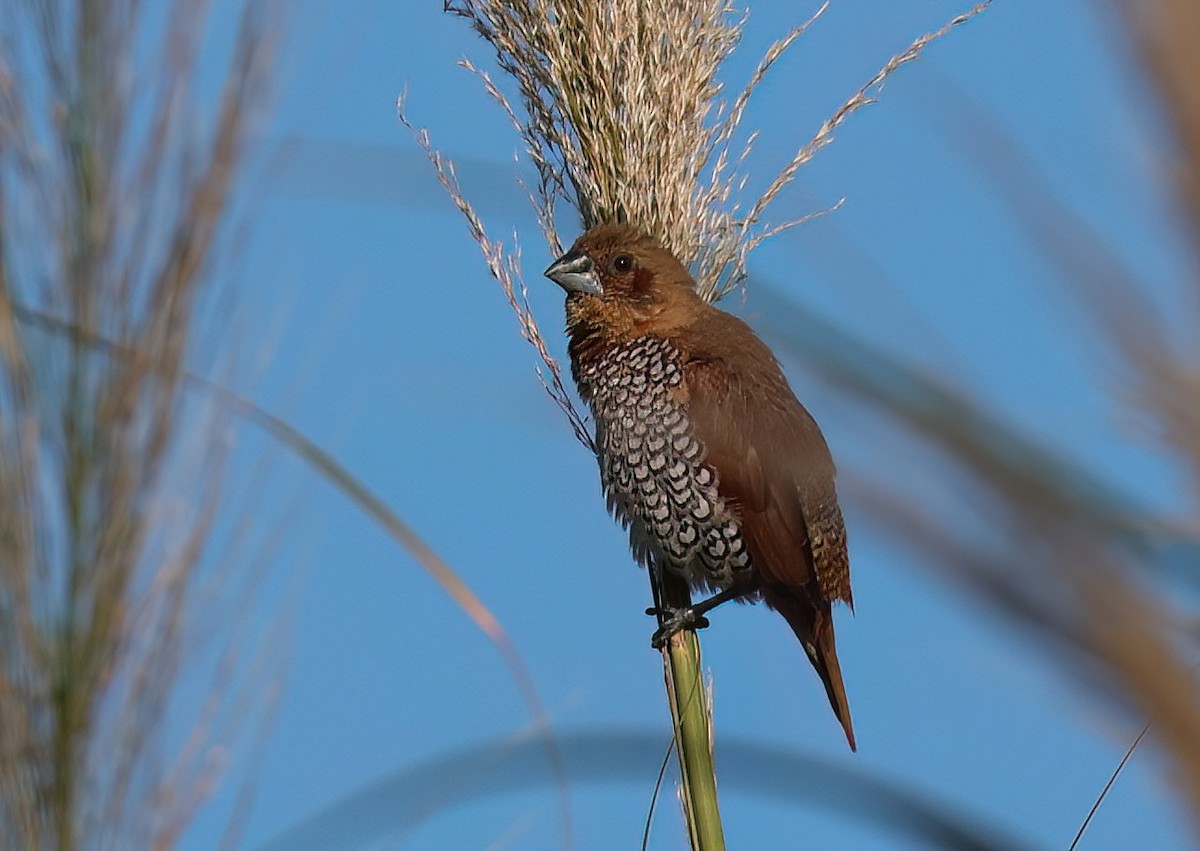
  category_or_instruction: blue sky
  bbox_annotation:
[175,1,1192,848]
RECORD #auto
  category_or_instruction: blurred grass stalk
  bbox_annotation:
[957,0,1200,831]
[1120,0,1200,241]
[759,1,1200,839]
[0,0,277,847]
[413,0,988,845]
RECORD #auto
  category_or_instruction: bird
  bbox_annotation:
[544,222,856,750]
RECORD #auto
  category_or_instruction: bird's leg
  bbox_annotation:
[647,587,743,649]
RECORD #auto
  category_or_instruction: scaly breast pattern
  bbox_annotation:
[575,335,752,590]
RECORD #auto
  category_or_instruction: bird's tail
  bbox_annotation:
[770,591,856,751]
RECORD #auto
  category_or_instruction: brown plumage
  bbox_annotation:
[545,223,856,751]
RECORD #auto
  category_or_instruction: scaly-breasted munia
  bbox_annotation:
[545,223,856,750]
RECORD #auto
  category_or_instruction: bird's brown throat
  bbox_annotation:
[564,294,641,373]
[565,289,704,370]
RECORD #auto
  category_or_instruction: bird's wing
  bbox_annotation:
[680,314,856,750]
[679,316,851,607]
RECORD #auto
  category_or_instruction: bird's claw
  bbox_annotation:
[646,606,711,649]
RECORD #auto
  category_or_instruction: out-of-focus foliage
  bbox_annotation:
[0,1,277,847]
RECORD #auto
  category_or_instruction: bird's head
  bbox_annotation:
[545,223,703,340]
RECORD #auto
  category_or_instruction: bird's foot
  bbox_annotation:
[645,606,711,649]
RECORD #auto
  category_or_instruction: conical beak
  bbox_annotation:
[544,249,602,295]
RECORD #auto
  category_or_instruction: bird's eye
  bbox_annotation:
[612,254,633,274]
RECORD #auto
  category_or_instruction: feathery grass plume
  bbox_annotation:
[407,0,990,846]
[0,1,279,847]
[442,0,989,302]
